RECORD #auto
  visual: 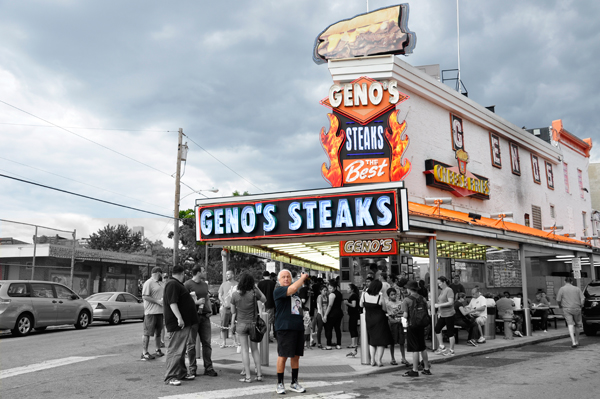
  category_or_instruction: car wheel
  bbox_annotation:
[75,311,91,329]
[109,311,121,325]
[12,314,33,337]
[34,326,47,331]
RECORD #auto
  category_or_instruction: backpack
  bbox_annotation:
[409,295,431,328]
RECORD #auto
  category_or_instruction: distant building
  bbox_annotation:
[132,226,145,237]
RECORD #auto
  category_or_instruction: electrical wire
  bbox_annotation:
[0,155,169,211]
[0,99,174,178]
[184,134,264,193]
[0,122,174,132]
[0,173,174,219]
[0,99,203,196]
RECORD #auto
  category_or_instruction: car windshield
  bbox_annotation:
[584,283,600,298]
[87,293,113,301]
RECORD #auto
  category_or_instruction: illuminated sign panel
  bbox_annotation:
[340,238,397,257]
[424,159,490,200]
[196,188,409,241]
[320,77,411,188]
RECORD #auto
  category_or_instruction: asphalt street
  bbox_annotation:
[1,321,598,399]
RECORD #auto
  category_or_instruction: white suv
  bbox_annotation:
[0,280,93,336]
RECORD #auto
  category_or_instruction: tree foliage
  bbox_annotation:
[87,224,143,253]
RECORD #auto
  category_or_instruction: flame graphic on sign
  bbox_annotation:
[320,113,344,187]
[385,109,411,181]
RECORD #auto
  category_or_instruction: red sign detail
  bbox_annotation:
[342,158,389,184]
[320,114,344,187]
[340,238,398,257]
[385,110,411,182]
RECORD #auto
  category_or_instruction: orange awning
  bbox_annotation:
[409,202,590,248]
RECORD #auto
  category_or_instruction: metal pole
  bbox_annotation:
[221,250,228,283]
[31,226,38,280]
[260,311,269,366]
[519,244,532,337]
[590,253,597,280]
[456,0,461,92]
[172,128,183,275]
[70,230,76,290]
[359,312,369,364]
[429,236,439,349]
[205,243,208,270]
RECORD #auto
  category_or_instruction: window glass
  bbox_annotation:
[31,283,56,298]
[8,283,30,297]
[124,294,139,303]
[87,293,113,301]
[54,284,76,299]
[459,262,484,283]
[116,294,126,302]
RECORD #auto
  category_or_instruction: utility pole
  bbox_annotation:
[172,128,186,275]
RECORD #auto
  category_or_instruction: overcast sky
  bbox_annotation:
[1,0,599,246]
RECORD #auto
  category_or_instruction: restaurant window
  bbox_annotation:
[532,205,542,230]
[563,162,569,193]
[455,261,484,284]
[578,169,584,198]
[550,205,555,219]
[524,213,530,227]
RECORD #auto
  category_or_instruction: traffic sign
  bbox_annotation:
[572,257,582,271]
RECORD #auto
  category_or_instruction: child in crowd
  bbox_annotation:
[386,288,409,366]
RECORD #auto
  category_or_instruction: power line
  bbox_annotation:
[0,99,202,195]
[0,173,174,219]
[0,122,174,132]
[0,156,169,211]
[184,134,264,193]
[0,99,174,178]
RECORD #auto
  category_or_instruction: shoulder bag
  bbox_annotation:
[249,290,267,343]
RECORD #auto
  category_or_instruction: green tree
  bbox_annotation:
[87,224,143,253]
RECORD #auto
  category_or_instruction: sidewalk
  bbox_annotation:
[210,326,572,378]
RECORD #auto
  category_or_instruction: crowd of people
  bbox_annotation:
[140,266,583,392]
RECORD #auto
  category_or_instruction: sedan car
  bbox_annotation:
[86,292,144,324]
[582,280,600,336]
[0,280,93,336]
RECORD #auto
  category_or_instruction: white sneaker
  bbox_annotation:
[433,346,447,355]
[289,382,306,393]
[477,337,486,343]
[276,383,286,394]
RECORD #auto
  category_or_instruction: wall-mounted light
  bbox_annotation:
[562,233,576,237]
[490,212,514,219]
[424,198,452,216]
[468,212,482,222]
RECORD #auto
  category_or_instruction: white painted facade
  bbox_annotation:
[326,56,593,241]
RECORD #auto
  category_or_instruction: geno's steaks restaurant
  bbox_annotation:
[195,4,598,336]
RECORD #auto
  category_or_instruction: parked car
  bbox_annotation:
[86,292,144,325]
[0,280,93,337]
[582,280,600,336]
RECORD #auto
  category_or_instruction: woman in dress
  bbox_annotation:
[360,279,393,366]
[344,283,360,349]
[231,273,266,383]
[315,285,329,348]
[323,279,344,350]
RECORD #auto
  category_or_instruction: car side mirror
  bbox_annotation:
[138,299,143,303]
[70,294,79,300]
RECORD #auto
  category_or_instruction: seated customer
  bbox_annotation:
[466,287,487,343]
[454,293,481,346]
[495,295,516,339]
[531,291,550,332]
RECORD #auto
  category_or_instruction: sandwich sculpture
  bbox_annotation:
[313,4,416,65]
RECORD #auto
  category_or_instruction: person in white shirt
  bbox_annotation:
[467,286,487,343]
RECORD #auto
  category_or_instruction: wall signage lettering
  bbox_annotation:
[196,188,409,241]
[424,159,490,200]
[545,161,554,189]
[509,142,521,175]
[489,132,502,168]
[340,238,397,257]
[531,154,541,184]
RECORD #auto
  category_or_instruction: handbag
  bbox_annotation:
[249,290,267,343]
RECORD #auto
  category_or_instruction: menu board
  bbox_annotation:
[486,250,522,287]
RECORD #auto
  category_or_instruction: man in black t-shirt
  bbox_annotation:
[453,292,480,346]
[163,265,198,386]
[257,271,277,341]
[273,270,309,394]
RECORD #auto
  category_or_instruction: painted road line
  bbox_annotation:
[159,380,355,399]
[0,356,112,379]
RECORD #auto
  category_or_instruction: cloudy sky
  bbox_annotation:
[1,0,598,246]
